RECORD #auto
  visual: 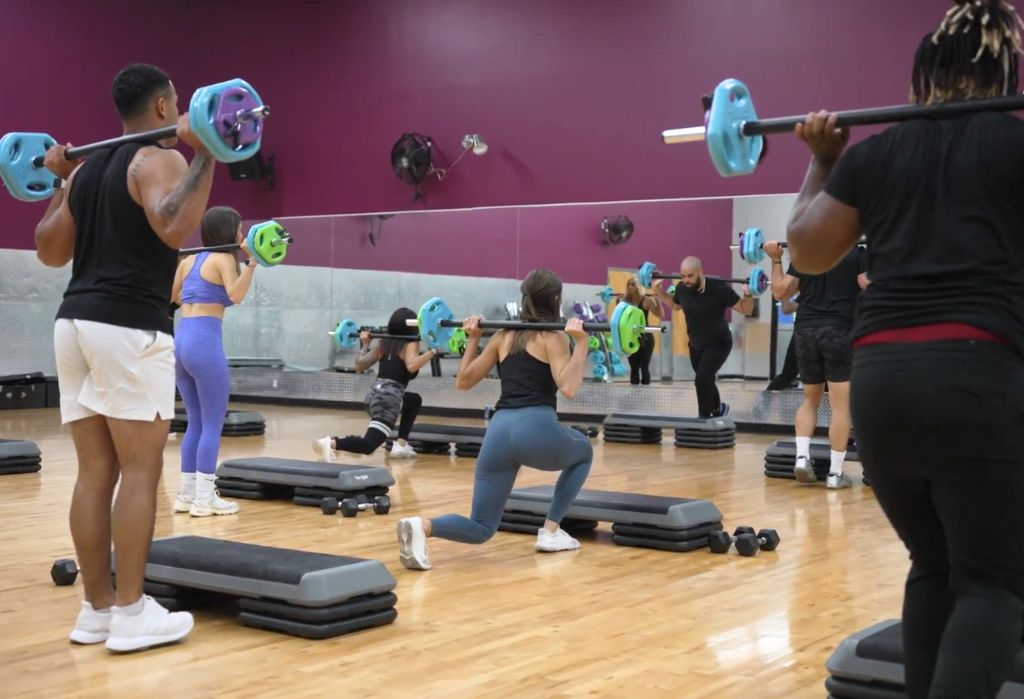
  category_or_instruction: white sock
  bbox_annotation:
[795,436,811,461]
[196,472,216,501]
[114,597,145,616]
[179,472,196,497]
[830,450,846,477]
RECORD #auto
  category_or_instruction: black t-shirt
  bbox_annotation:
[58,143,177,333]
[825,112,1024,356]
[787,246,865,330]
[673,278,740,349]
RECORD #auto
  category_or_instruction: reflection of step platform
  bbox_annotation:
[386,423,486,457]
[119,536,397,639]
[171,409,266,437]
[499,486,723,553]
[763,439,858,480]
[826,619,1024,697]
[0,439,42,475]
[602,413,735,449]
[215,457,393,507]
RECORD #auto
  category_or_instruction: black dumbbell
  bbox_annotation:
[734,528,781,557]
[51,558,79,586]
[571,425,599,438]
[708,530,733,553]
[324,494,392,517]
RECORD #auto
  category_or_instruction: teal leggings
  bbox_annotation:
[431,405,593,544]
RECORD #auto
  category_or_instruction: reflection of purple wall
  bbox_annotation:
[255,199,731,285]
[2,1,946,253]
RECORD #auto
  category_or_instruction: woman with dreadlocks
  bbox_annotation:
[785,1,1024,696]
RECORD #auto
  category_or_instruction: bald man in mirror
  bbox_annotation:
[652,257,755,418]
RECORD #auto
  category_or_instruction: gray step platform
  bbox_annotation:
[227,357,285,368]
[126,536,398,639]
[504,486,722,530]
[825,620,1024,698]
[603,413,736,432]
[767,439,860,462]
[171,409,266,436]
[0,439,41,474]
[217,457,394,492]
[391,423,487,445]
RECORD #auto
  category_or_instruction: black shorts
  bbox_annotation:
[794,325,852,384]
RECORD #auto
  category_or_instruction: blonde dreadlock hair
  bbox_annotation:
[912,0,1024,103]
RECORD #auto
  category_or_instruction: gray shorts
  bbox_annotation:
[365,378,406,436]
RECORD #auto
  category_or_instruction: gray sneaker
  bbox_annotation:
[793,456,817,483]
[826,472,853,489]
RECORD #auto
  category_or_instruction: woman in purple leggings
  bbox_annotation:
[170,207,256,517]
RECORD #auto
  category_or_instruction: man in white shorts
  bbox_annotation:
[35,64,217,652]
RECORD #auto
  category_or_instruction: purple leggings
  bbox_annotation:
[175,316,229,475]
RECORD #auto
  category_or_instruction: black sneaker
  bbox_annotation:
[716,402,730,417]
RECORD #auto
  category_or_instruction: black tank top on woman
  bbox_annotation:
[378,349,417,386]
[59,143,177,333]
[494,349,558,411]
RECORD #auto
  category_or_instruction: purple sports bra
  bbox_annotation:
[180,252,233,307]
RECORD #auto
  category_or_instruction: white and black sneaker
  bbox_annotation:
[397,517,432,570]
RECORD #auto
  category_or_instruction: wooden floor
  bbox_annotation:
[0,404,907,698]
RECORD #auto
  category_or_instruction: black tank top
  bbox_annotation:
[494,350,558,411]
[378,348,418,386]
[58,143,177,333]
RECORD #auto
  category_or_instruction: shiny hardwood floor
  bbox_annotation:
[0,404,906,698]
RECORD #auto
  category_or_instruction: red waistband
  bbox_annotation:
[853,323,1008,348]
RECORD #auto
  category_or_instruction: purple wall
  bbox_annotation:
[269,198,731,285]
[2,0,944,253]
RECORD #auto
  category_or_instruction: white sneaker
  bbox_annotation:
[69,601,112,644]
[189,491,240,517]
[397,517,431,570]
[105,595,194,653]
[826,472,853,490]
[793,456,818,484]
[535,527,581,552]
[312,436,335,463]
[173,492,193,513]
[389,443,417,459]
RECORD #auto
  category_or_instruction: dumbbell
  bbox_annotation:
[51,558,79,586]
[571,425,599,438]
[707,530,733,554]
[321,494,391,517]
[734,528,781,557]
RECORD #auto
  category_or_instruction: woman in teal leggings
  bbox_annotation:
[397,269,593,570]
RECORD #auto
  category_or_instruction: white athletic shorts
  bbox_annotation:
[53,318,175,424]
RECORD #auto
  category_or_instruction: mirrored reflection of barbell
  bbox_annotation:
[729,227,865,265]
[660,77,1024,177]
[179,220,291,267]
[637,261,771,296]
[0,78,269,202]
[329,319,418,350]
[407,296,663,357]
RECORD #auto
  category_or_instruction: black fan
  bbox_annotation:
[391,133,433,185]
[601,216,635,245]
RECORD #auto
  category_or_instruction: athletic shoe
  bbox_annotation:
[312,436,335,463]
[172,493,193,513]
[826,472,853,490]
[535,527,581,552]
[389,443,417,459]
[69,601,112,644]
[716,402,730,417]
[189,491,239,517]
[397,517,431,570]
[794,456,817,483]
[105,596,193,653]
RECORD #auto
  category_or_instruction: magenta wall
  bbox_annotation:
[1,0,944,253]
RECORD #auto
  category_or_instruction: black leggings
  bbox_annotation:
[767,337,799,389]
[689,334,731,417]
[628,334,654,385]
[852,342,1024,699]
[333,392,423,455]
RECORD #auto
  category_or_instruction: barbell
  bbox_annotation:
[661,78,1024,177]
[179,220,291,267]
[637,261,770,296]
[729,227,865,265]
[0,78,268,202]
[407,297,663,357]
[329,320,418,350]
